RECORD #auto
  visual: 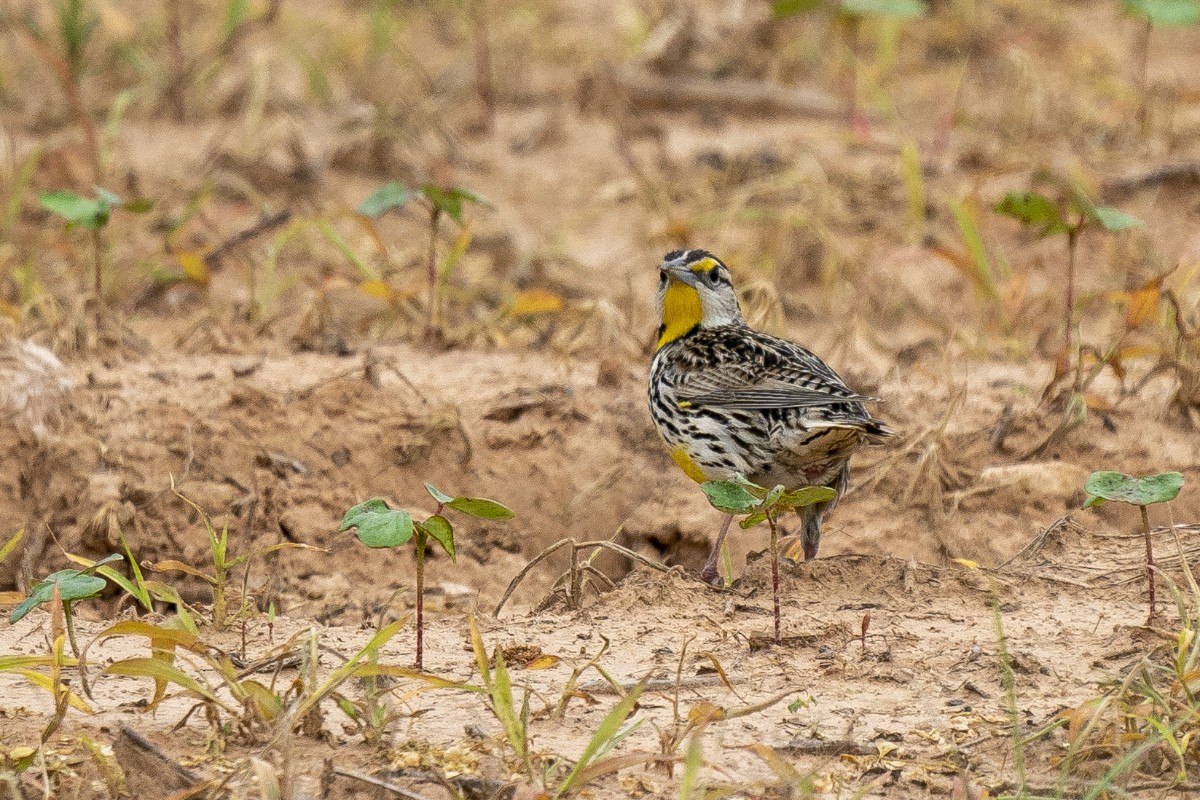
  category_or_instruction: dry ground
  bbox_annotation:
[3,0,1200,797]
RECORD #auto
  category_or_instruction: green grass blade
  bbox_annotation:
[554,678,646,798]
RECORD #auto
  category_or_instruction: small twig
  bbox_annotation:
[602,67,844,119]
[380,359,430,405]
[331,768,435,800]
[1102,163,1200,200]
[203,210,292,268]
[494,538,670,616]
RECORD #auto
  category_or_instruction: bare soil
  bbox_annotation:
[3,0,1200,797]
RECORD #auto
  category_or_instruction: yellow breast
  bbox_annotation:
[670,446,709,483]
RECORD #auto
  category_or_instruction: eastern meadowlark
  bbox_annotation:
[648,249,894,584]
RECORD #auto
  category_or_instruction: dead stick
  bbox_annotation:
[608,67,845,119]
[332,768,434,800]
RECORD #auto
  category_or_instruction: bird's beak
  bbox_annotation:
[659,258,698,287]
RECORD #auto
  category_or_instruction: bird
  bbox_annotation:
[647,249,894,585]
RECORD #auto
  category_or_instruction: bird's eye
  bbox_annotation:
[705,269,722,286]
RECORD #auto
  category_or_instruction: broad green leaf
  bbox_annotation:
[701,481,759,515]
[424,483,454,504]
[340,498,414,548]
[840,0,927,18]
[778,486,838,509]
[357,183,415,217]
[1084,471,1184,508]
[39,191,110,230]
[1125,0,1200,26]
[446,496,515,520]
[418,515,456,561]
[1091,206,1144,232]
[422,185,488,226]
[9,568,110,624]
[995,191,1068,236]
[740,510,769,529]
[772,0,822,16]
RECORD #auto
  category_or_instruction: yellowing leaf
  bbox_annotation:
[509,289,564,317]
[359,280,396,302]
[1110,277,1162,328]
[687,701,725,725]
[175,250,210,285]
[951,558,979,570]
[14,670,93,713]
[526,655,561,670]
[0,299,21,323]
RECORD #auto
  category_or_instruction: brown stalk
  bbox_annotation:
[15,24,100,182]
[1141,505,1156,618]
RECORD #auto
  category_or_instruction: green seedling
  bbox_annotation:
[357,182,489,340]
[468,615,649,795]
[996,174,1142,403]
[1124,1,1199,124]
[66,512,197,630]
[1084,471,1185,618]
[101,616,458,746]
[700,478,837,644]
[469,615,531,771]
[13,0,100,178]
[39,187,152,304]
[342,484,513,670]
[773,0,927,133]
[150,482,322,629]
[9,553,123,661]
[1,585,92,753]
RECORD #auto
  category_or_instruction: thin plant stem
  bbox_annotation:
[426,206,440,340]
[166,0,186,121]
[472,0,495,134]
[1141,504,1156,618]
[1065,223,1079,361]
[1136,17,1151,133]
[62,603,81,661]
[991,593,1026,793]
[415,530,426,671]
[91,228,103,303]
[768,512,781,645]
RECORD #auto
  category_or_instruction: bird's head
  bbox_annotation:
[655,249,743,350]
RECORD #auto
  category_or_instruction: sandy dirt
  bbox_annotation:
[3,0,1200,797]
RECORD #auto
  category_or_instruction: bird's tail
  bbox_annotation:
[800,507,822,561]
[798,465,849,560]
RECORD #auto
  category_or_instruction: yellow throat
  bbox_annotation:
[656,280,703,350]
